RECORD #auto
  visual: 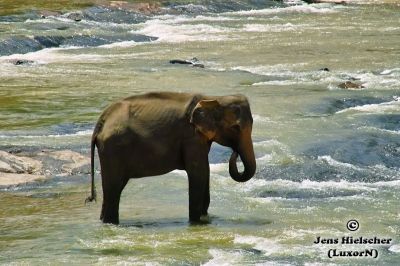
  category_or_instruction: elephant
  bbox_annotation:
[86,92,256,224]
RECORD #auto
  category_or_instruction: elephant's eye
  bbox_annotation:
[197,109,205,116]
[194,109,206,119]
[230,124,241,132]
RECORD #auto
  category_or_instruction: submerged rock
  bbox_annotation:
[8,59,35,65]
[44,150,90,175]
[319,67,330,72]
[0,173,46,187]
[34,36,66,48]
[0,33,157,56]
[39,10,62,19]
[338,81,364,89]
[170,59,193,65]
[106,1,162,15]
[0,37,43,56]
[66,12,83,22]
[0,11,40,23]
[58,33,156,47]
[170,58,205,68]
[81,6,148,24]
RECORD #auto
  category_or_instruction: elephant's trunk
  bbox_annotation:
[229,137,256,182]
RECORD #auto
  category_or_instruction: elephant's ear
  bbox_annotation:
[225,104,242,127]
[190,100,220,140]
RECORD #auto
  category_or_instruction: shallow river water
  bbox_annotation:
[1,0,400,265]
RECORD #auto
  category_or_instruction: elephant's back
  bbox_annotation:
[123,92,194,124]
[123,91,196,103]
[96,92,199,144]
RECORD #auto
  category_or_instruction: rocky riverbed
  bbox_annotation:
[0,149,90,187]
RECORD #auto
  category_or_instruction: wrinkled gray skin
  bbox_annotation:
[86,92,256,224]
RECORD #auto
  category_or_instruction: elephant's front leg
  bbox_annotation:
[184,142,211,223]
[201,177,210,217]
[187,169,209,223]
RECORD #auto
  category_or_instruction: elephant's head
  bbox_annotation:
[190,95,256,182]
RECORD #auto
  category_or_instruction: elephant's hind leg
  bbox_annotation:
[100,176,128,225]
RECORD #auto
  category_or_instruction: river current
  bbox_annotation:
[0,0,399,265]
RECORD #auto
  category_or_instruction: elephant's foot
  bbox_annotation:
[100,204,120,225]
[200,214,210,223]
[189,213,210,225]
[101,216,119,225]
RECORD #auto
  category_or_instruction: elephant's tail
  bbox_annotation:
[85,125,99,204]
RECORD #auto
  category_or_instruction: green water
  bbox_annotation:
[1,1,400,265]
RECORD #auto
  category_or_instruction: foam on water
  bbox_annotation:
[283,0,305,5]
[151,14,238,23]
[231,64,328,86]
[252,114,275,124]
[172,3,209,13]
[133,12,307,44]
[336,96,400,114]
[282,228,341,240]
[318,155,364,171]
[135,19,232,43]
[241,23,299,32]
[329,69,400,90]
[256,154,274,164]
[253,139,293,152]
[234,231,350,265]
[253,80,300,86]
[99,40,141,48]
[380,68,400,76]
[0,47,106,65]
[171,169,187,177]
[358,126,400,135]
[210,163,228,172]
[0,129,92,139]
[203,249,244,266]
[353,72,400,89]
[232,64,306,76]
[0,43,156,72]
[229,4,337,16]
[232,64,400,89]
[175,163,227,177]
[389,244,400,253]
[240,178,400,199]
[234,235,282,256]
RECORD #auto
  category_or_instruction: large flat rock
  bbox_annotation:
[0,149,91,187]
[0,150,42,174]
[0,173,46,186]
[44,150,90,175]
